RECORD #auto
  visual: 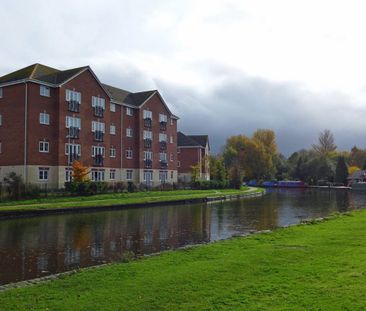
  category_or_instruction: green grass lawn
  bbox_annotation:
[0,187,262,212]
[1,209,366,310]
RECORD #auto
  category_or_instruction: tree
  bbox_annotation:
[3,172,24,199]
[335,157,348,185]
[190,164,201,183]
[209,156,227,182]
[312,129,337,156]
[348,166,360,176]
[229,165,242,189]
[72,161,90,182]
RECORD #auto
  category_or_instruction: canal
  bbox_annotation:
[1,188,365,285]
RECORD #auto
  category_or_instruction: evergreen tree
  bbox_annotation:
[335,157,348,185]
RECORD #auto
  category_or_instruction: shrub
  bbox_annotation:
[127,182,136,193]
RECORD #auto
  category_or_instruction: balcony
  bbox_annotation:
[144,118,152,128]
[94,130,104,142]
[94,106,104,118]
[144,138,152,149]
[67,153,80,165]
[68,100,80,113]
[93,154,104,167]
[159,121,167,131]
[68,127,80,139]
[144,159,152,169]
[160,160,168,168]
[160,141,167,151]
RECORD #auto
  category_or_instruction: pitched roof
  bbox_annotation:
[177,132,202,147]
[188,135,209,148]
[0,63,88,85]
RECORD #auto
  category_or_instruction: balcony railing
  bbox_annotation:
[94,106,104,118]
[144,159,152,169]
[144,118,152,128]
[160,141,167,150]
[159,121,167,131]
[68,100,80,113]
[160,160,168,168]
[144,138,152,149]
[68,127,80,139]
[93,154,104,167]
[94,131,104,142]
[67,153,80,165]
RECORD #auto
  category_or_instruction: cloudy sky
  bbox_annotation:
[2,0,366,155]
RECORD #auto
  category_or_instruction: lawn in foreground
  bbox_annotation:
[0,187,261,212]
[1,210,366,310]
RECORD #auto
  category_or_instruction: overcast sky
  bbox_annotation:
[2,0,366,155]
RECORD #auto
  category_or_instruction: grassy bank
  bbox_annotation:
[0,187,262,212]
[2,209,366,310]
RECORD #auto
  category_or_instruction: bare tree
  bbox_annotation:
[312,129,337,155]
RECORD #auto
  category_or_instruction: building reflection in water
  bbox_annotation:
[0,189,366,285]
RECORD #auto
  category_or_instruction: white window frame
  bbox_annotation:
[65,168,73,182]
[126,170,133,180]
[65,143,81,156]
[92,121,105,133]
[170,136,174,144]
[144,151,153,161]
[66,116,81,129]
[66,89,81,103]
[92,146,105,157]
[91,169,105,181]
[110,147,116,158]
[110,124,116,135]
[126,149,133,159]
[39,112,50,125]
[39,141,49,153]
[143,110,152,119]
[126,107,133,116]
[170,118,174,125]
[110,103,116,112]
[159,114,167,122]
[159,170,168,182]
[40,85,50,97]
[177,161,181,167]
[91,96,105,109]
[160,152,167,161]
[126,128,133,137]
[159,133,167,142]
[0,114,2,126]
[110,169,116,180]
[143,130,153,140]
[170,153,174,162]
[38,168,49,181]
[143,170,153,182]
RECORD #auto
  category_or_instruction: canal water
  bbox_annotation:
[1,189,366,285]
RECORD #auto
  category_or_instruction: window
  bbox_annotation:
[0,114,2,126]
[91,169,105,181]
[126,128,133,137]
[160,153,167,161]
[126,170,133,180]
[143,130,153,140]
[39,168,49,181]
[39,141,49,153]
[159,133,167,142]
[143,110,152,119]
[65,168,72,182]
[66,89,81,103]
[143,170,153,182]
[177,161,181,167]
[170,136,174,144]
[0,142,2,154]
[65,143,81,155]
[91,96,105,109]
[39,112,50,125]
[170,118,174,125]
[177,148,181,153]
[91,121,105,133]
[92,146,105,157]
[126,107,133,116]
[0,87,3,98]
[126,149,133,159]
[144,151,153,161]
[159,114,167,122]
[110,147,116,158]
[171,171,174,179]
[66,116,81,129]
[110,124,116,135]
[170,153,173,162]
[110,103,116,112]
[110,169,116,180]
[40,85,50,97]
[159,171,168,182]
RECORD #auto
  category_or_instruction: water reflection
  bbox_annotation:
[0,189,365,285]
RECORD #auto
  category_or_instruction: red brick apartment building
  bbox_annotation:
[177,132,210,182]
[0,64,179,188]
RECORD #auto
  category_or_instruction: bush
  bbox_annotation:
[64,181,108,195]
[127,182,136,193]
[191,179,230,190]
